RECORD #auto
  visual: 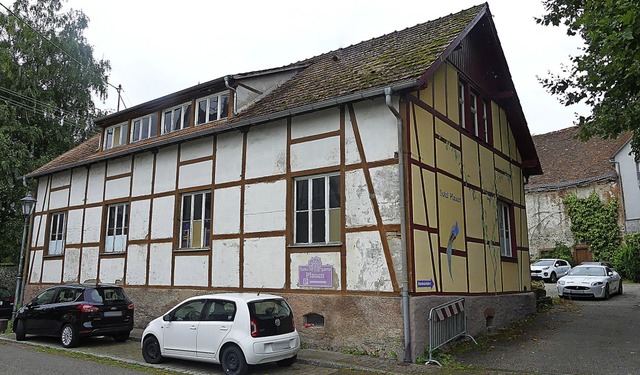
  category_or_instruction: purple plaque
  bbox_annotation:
[298,256,333,288]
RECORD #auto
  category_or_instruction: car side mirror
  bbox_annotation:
[163,314,172,322]
[608,272,613,276]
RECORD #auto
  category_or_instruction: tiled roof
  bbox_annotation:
[526,126,632,191]
[28,4,488,178]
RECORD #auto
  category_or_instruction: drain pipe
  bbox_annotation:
[224,75,238,116]
[385,87,411,362]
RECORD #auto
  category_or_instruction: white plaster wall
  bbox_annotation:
[105,176,131,200]
[132,152,154,197]
[180,137,213,161]
[51,171,71,188]
[154,146,178,193]
[32,214,45,248]
[290,136,340,172]
[215,131,243,184]
[62,248,81,283]
[213,186,241,234]
[66,209,84,245]
[345,231,393,292]
[150,196,175,240]
[126,244,148,285]
[244,236,286,288]
[174,255,209,286]
[69,167,87,206]
[41,259,62,283]
[99,257,125,284]
[387,235,403,288]
[148,242,172,285]
[351,98,398,162]
[245,120,287,179]
[615,141,640,222]
[344,117,362,165]
[29,250,43,283]
[290,252,341,290]
[35,176,49,214]
[178,160,213,189]
[129,200,151,241]
[345,169,376,227]
[290,108,340,139]
[49,188,69,210]
[244,180,286,233]
[107,156,131,177]
[212,239,240,287]
[86,163,106,204]
[370,165,400,224]
[80,247,99,283]
[83,207,102,243]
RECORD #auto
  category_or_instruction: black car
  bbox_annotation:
[13,284,134,348]
[0,287,13,318]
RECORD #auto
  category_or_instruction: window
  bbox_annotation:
[162,102,192,134]
[171,299,207,321]
[458,81,466,129]
[131,113,158,142]
[498,201,513,257]
[48,212,65,255]
[196,92,230,125]
[470,91,479,137]
[105,203,129,253]
[180,191,211,249]
[482,100,490,143]
[103,122,128,150]
[458,80,492,145]
[294,174,341,244]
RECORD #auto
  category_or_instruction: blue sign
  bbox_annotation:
[417,279,434,288]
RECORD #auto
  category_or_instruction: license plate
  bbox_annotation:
[104,311,122,317]
[272,342,291,351]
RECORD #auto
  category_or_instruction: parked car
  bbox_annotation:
[0,287,13,318]
[141,293,299,375]
[530,258,572,282]
[557,264,622,299]
[580,261,615,269]
[13,284,134,348]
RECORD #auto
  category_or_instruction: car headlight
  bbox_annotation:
[591,281,603,286]
[558,280,565,285]
[543,266,549,270]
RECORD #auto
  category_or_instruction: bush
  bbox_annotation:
[541,242,575,266]
[614,233,640,281]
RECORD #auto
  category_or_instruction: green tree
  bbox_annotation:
[537,0,640,156]
[0,0,110,262]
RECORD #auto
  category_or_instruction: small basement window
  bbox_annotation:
[303,313,325,328]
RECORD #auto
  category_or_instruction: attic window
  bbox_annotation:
[196,92,229,126]
[162,102,192,134]
[131,113,158,143]
[104,122,128,150]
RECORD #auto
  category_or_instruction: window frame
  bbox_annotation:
[458,79,493,145]
[131,113,159,143]
[195,92,230,125]
[293,173,341,246]
[48,211,66,256]
[179,191,212,250]
[103,122,128,150]
[162,102,192,134]
[498,201,515,258]
[105,202,129,253]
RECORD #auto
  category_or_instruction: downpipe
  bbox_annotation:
[385,87,411,362]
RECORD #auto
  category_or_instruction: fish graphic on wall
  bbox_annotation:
[446,221,459,279]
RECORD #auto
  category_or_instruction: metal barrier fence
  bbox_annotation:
[426,297,477,366]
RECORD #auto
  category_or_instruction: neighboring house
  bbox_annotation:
[612,136,640,234]
[525,126,631,259]
[24,4,540,361]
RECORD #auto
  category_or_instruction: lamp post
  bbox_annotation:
[11,192,36,322]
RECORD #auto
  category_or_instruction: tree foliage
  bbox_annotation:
[537,0,640,157]
[613,233,640,281]
[0,0,110,262]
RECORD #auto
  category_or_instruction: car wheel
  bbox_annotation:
[221,345,248,375]
[549,272,558,283]
[603,284,610,300]
[277,355,297,367]
[112,331,130,342]
[14,319,26,341]
[142,336,164,364]
[61,323,80,348]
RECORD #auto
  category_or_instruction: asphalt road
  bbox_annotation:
[454,283,640,374]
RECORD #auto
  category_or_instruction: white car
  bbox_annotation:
[557,265,622,299]
[141,293,300,375]
[530,258,572,283]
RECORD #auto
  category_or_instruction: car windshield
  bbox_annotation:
[568,267,606,276]
[532,260,554,267]
[0,288,10,298]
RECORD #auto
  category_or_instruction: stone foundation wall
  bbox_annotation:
[0,266,17,293]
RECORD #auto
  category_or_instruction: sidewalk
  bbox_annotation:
[0,328,437,374]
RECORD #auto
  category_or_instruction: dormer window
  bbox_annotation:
[131,113,158,143]
[104,122,128,150]
[196,92,229,126]
[162,102,192,134]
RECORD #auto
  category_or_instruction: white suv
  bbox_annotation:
[141,293,299,375]
[530,258,572,283]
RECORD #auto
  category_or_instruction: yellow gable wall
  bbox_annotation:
[409,62,531,294]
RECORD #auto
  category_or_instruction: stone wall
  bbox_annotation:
[0,265,17,294]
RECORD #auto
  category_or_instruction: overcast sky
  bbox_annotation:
[61,0,586,136]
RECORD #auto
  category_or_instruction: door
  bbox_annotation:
[162,299,207,359]
[24,288,58,334]
[197,300,236,360]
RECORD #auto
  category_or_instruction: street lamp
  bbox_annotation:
[11,192,36,322]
